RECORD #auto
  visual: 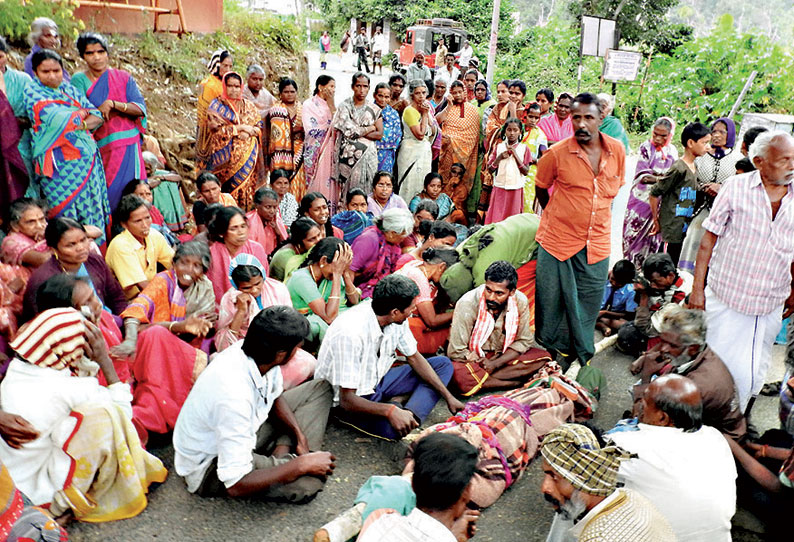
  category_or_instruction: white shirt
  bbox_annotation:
[372,33,387,54]
[314,300,418,405]
[173,341,283,492]
[359,508,456,542]
[0,358,132,505]
[435,66,460,91]
[457,45,473,68]
[608,423,736,542]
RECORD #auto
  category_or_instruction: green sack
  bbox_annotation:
[576,363,607,402]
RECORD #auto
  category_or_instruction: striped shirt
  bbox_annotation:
[314,300,418,405]
[703,171,794,315]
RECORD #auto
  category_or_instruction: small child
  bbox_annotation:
[269,169,299,227]
[520,102,548,213]
[445,163,470,225]
[649,122,711,266]
[484,117,532,224]
[596,259,637,336]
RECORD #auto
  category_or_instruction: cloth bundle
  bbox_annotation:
[405,362,595,508]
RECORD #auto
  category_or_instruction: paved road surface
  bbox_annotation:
[68,51,780,542]
[307,49,392,103]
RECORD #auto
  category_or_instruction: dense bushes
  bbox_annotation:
[620,14,794,132]
[494,14,794,134]
[1,0,83,45]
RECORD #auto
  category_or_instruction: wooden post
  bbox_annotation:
[632,52,653,124]
[728,71,758,119]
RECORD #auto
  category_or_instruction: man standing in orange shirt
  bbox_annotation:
[534,93,626,369]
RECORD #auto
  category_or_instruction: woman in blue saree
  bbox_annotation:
[72,33,146,212]
[373,82,401,174]
[23,49,110,242]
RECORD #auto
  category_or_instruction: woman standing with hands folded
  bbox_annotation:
[333,72,382,198]
[397,80,436,202]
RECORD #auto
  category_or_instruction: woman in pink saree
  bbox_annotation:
[72,33,146,211]
[304,75,340,212]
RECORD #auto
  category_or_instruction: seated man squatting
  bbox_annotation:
[173,306,336,503]
[448,260,551,396]
[314,274,464,441]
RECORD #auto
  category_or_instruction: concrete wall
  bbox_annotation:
[74,0,223,35]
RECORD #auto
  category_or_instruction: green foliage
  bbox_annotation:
[647,23,693,56]
[512,0,573,28]
[493,13,794,137]
[315,0,515,52]
[0,0,83,45]
[223,0,302,54]
[125,0,303,82]
[619,14,794,132]
[569,0,682,48]
[493,18,603,92]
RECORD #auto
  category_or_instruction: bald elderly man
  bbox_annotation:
[541,424,674,542]
[608,375,736,542]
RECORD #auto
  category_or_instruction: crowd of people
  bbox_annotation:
[1,15,794,542]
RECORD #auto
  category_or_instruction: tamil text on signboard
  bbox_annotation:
[603,49,643,82]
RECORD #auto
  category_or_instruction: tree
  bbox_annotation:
[569,0,683,48]
[620,14,794,132]
[314,0,515,51]
[494,17,603,91]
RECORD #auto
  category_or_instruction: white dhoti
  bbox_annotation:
[705,286,782,412]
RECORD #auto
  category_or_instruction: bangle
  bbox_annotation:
[121,102,128,113]
[387,404,397,417]
[760,444,769,458]
[111,100,116,110]
[328,295,341,300]
[81,120,87,131]
[168,321,176,333]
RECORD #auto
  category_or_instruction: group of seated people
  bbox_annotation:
[3,168,791,539]
[1,176,791,540]
[0,165,546,523]
[0,24,792,541]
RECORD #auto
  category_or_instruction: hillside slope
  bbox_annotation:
[8,3,308,179]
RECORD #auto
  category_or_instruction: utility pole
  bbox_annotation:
[485,0,500,86]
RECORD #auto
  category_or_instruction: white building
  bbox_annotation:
[244,0,300,17]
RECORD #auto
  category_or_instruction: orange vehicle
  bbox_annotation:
[393,18,468,71]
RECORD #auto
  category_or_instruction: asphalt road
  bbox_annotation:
[68,51,782,542]
[68,346,785,542]
[309,49,392,103]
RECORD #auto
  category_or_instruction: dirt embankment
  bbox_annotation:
[9,23,308,182]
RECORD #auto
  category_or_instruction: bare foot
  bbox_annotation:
[272,444,291,458]
[55,509,74,528]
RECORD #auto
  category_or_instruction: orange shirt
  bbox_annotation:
[535,134,625,263]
